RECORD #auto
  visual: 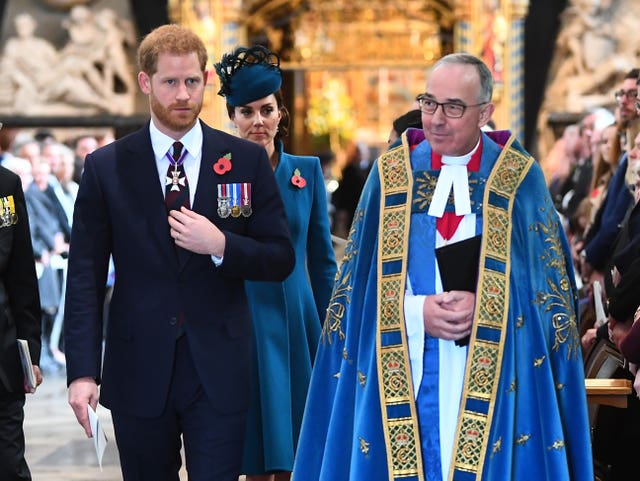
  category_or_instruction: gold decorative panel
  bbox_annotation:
[285,0,453,69]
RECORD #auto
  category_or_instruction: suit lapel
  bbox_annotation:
[121,127,179,271]
[193,125,229,219]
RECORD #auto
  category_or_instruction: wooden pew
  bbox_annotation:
[585,378,632,408]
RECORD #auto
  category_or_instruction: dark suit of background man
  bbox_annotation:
[0,162,42,481]
[64,25,295,481]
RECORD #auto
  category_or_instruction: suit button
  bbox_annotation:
[169,317,178,325]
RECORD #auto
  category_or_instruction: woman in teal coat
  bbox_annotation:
[214,46,337,481]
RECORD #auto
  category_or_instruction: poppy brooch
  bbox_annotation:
[214,152,232,175]
[291,168,306,188]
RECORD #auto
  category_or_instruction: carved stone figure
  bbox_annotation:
[0,7,136,116]
[95,8,137,96]
[537,0,640,161]
[0,13,60,112]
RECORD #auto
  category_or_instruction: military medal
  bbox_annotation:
[217,184,231,218]
[240,182,252,217]
[167,169,187,192]
[0,195,17,227]
[217,183,252,218]
[165,149,187,192]
[229,183,241,218]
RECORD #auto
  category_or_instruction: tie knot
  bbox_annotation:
[172,141,184,162]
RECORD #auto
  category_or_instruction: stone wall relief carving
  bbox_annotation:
[537,0,640,159]
[0,5,137,116]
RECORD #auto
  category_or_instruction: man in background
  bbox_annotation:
[294,53,593,481]
[64,24,294,481]
[0,148,43,480]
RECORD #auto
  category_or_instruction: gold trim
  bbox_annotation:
[376,132,424,480]
[448,134,534,481]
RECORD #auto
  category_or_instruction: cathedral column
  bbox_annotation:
[452,0,529,143]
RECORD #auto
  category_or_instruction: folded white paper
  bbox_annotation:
[87,405,108,470]
[17,339,36,391]
[593,280,607,327]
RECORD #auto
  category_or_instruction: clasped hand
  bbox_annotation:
[168,207,225,257]
[423,291,475,341]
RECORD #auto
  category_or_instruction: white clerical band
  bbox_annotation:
[427,163,472,217]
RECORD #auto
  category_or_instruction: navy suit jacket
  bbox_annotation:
[64,121,294,417]
[584,153,633,269]
[0,167,41,396]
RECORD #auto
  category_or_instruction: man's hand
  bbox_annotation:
[611,265,622,288]
[423,291,475,341]
[581,327,597,351]
[579,253,593,280]
[609,318,632,350]
[168,207,225,257]
[24,365,43,394]
[571,239,584,265]
[68,377,99,437]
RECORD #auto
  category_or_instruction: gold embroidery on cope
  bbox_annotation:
[388,420,421,476]
[413,172,438,209]
[533,355,546,367]
[381,279,402,330]
[321,207,364,345]
[359,437,371,456]
[454,414,486,471]
[382,349,410,400]
[490,437,502,458]
[469,342,498,396]
[531,204,581,360]
[547,440,565,451]
[377,135,423,480]
[450,135,533,481]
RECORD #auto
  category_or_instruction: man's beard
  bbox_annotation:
[150,91,202,132]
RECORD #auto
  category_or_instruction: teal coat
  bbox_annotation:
[243,142,337,473]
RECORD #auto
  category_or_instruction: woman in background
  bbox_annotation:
[214,46,337,481]
[587,122,621,227]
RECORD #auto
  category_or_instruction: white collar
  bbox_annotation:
[149,120,203,162]
[427,138,481,218]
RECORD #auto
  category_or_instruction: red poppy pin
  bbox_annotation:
[291,168,306,188]
[213,152,232,175]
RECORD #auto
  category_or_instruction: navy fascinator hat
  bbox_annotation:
[214,45,282,107]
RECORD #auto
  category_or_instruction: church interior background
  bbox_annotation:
[6,2,640,479]
[1,0,638,170]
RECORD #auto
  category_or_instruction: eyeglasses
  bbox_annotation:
[615,89,638,101]
[635,100,640,111]
[417,95,488,119]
